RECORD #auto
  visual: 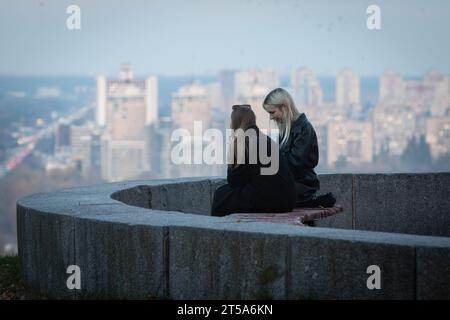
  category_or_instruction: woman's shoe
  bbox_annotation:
[296,192,337,208]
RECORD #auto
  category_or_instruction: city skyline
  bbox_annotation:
[1,63,450,182]
[92,64,450,179]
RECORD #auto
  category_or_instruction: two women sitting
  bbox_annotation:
[211,88,336,216]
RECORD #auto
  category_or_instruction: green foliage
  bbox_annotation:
[0,255,44,300]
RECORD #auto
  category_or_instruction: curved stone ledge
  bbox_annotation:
[17,174,450,299]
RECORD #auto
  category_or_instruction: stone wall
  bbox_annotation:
[16,174,450,299]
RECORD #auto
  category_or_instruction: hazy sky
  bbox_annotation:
[1,0,449,77]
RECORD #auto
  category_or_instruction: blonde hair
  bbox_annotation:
[263,88,300,148]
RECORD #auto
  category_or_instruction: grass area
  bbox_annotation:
[0,255,45,300]
[0,256,160,300]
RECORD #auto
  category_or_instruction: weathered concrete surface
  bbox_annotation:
[314,174,354,229]
[112,174,449,238]
[110,185,152,209]
[169,226,288,299]
[74,218,167,299]
[16,206,75,299]
[416,246,450,300]
[16,174,450,299]
[289,236,415,299]
[354,173,450,237]
[149,178,213,215]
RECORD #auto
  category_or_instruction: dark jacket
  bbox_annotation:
[211,125,296,216]
[280,113,320,203]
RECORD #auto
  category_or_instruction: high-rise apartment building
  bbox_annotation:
[98,64,157,181]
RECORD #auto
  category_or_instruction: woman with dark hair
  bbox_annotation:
[263,88,336,208]
[211,104,296,216]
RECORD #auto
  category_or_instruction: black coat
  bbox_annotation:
[280,113,320,204]
[211,125,296,216]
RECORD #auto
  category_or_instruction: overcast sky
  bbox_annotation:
[1,0,449,77]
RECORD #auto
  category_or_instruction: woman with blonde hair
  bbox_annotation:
[211,104,296,216]
[263,88,336,207]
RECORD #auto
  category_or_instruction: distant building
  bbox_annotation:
[233,68,280,131]
[70,124,94,175]
[98,64,157,181]
[150,117,174,179]
[96,64,158,127]
[403,79,434,115]
[101,138,149,182]
[336,69,361,118]
[301,105,332,165]
[291,67,324,107]
[379,70,405,105]
[96,75,107,126]
[50,122,97,177]
[89,131,102,176]
[205,82,223,111]
[70,124,92,155]
[327,120,373,166]
[372,70,450,159]
[240,83,273,131]
[55,123,71,151]
[372,103,417,156]
[234,68,280,100]
[428,74,450,117]
[170,81,226,177]
[219,70,235,112]
[426,117,450,159]
[171,80,212,132]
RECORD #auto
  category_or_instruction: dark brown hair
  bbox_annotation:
[228,105,257,169]
[230,104,256,130]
